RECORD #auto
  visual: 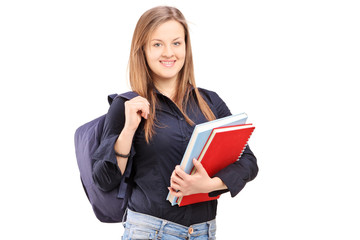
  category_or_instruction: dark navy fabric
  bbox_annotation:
[92,88,258,226]
[74,92,138,223]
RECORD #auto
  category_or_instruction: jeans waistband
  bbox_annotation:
[126,209,216,238]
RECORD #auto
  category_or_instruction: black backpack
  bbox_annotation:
[74,92,138,223]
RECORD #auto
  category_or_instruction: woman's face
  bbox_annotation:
[144,20,186,84]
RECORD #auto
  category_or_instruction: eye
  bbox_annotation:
[173,42,181,46]
[153,43,162,47]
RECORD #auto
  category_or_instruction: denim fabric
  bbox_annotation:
[122,209,216,240]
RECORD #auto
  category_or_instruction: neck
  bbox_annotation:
[153,77,177,101]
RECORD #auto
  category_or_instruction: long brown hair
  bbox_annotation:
[128,6,216,142]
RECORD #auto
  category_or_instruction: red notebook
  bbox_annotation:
[177,124,255,206]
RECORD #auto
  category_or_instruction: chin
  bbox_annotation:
[156,72,179,81]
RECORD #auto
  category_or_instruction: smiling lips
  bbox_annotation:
[160,60,176,67]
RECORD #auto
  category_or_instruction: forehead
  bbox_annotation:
[150,20,185,40]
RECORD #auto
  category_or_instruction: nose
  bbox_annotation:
[162,45,174,58]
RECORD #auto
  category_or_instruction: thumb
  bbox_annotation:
[193,158,206,175]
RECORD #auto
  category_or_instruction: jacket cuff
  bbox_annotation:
[211,171,246,197]
[208,189,229,197]
[92,134,119,165]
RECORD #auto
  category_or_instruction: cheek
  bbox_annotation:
[145,49,161,63]
[176,47,186,60]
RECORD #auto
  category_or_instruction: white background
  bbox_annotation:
[1,0,359,239]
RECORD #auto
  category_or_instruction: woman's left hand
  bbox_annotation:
[168,159,218,197]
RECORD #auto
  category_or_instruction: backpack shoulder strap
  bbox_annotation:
[107,91,139,105]
[118,91,139,100]
[107,93,118,105]
[108,91,139,199]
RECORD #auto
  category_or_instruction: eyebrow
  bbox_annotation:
[151,37,183,42]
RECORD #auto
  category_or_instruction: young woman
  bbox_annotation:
[92,6,258,239]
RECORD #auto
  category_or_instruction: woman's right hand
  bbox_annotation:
[115,96,149,174]
[123,96,150,133]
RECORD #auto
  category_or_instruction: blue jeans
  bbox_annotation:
[122,209,216,240]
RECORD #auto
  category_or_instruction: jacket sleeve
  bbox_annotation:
[204,90,259,197]
[209,145,258,197]
[92,96,133,192]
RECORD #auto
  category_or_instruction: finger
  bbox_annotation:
[193,158,207,175]
[168,187,183,197]
[171,171,184,186]
[139,109,148,119]
[128,97,150,110]
[129,102,150,119]
[132,101,149,112]
[174,165,189,180]
[131,96,150,106]
[139,103,150,119]
[170,171,183,191]
[170,181,181,191]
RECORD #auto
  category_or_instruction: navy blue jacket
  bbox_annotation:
[92,88,258,226]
